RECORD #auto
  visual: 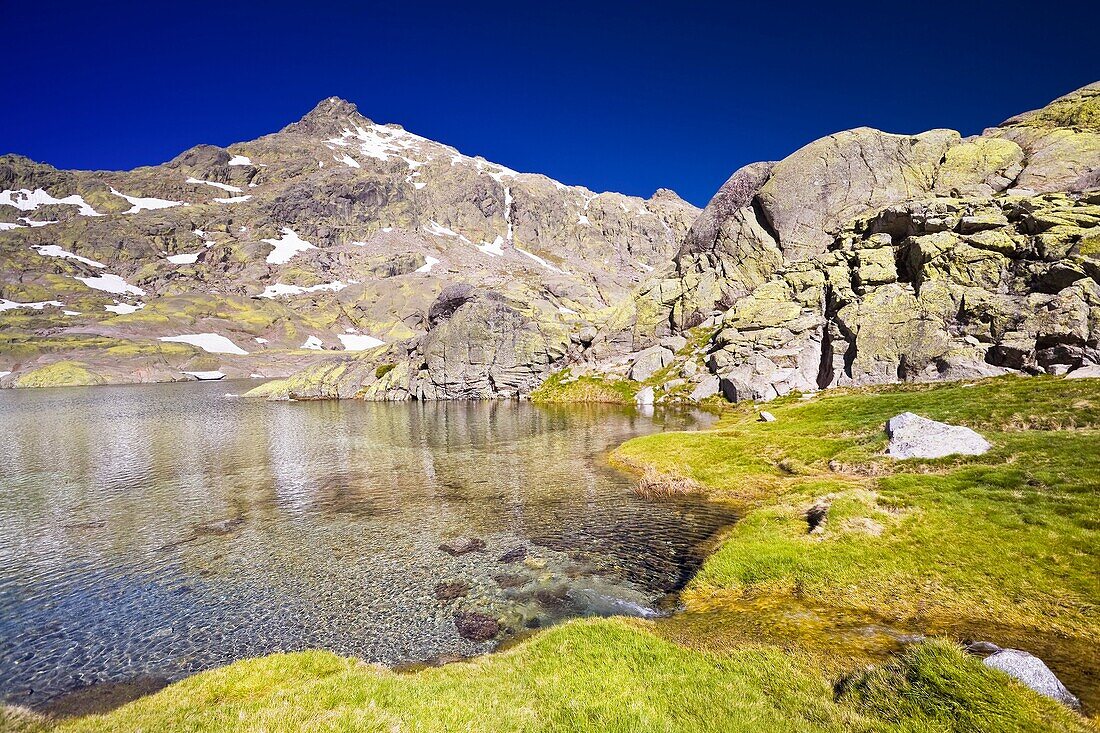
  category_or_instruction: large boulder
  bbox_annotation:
[885,412,991,459]
[629,345,674,381]
[595,83,1100,400]
[415,291,569,400]
[1066,363,1100,379]
[756,127,963,260]
[985,82,1100,193]
[689,375,720,401]
[983,649,1081,709]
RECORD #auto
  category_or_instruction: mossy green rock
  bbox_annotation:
[14,360,106,388]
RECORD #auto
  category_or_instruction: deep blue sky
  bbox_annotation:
[2,1,1097,206]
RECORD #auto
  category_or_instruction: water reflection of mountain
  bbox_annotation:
[0,382,733,708]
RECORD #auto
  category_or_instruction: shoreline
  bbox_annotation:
[4,374,1099,731]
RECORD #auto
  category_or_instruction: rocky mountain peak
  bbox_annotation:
[282,96,366,135]
[649,188,682,202]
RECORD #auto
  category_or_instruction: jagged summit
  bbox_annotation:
[282,96,366,135]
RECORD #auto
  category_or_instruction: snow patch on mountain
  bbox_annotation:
[1,188,102,216]
[186,177,243,194]
[105,302,144,314]
[111,188,183,213]
[159,333,249,355]
[0,299,63,312]
[33,244,106,268]
[257,281,347,298]
[338,333,385,351]
[167,252,201,264]
[335,153,360,168]
[516,246,564,274]
[263,228,316,264]
[75,273,146,296]
[424,221,471,242]
[415,255,440,273]
[477,236,506,257]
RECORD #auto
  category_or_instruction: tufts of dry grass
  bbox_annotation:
[633,466,705,498]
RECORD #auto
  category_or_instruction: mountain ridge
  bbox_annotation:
[2,83,1098,399]
[0,96,699,391]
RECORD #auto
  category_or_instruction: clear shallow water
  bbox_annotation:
[0,382,736,708]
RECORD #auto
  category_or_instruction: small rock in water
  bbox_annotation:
[433,582,470,601]
[499,546,528,563]
[493,573,528,589]
[884,412,990,459]
[983,649,1081,709]
[965,640,1003,656]
[439,537,486,556]
[523,556,547,570]
[534,586,574,611]
[758,411,776,422]
[453,612,500,642]
[635,386,655,406]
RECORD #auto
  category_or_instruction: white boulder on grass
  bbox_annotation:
[1065,364,1100,379]
[689,375,720,401]
[885,412,990,459]
[983,649,1080,709]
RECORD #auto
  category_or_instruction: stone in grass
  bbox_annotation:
[1065,363,1100,379]
[439,537,486,556]
[884,412,990,459]
[453,611,500,642]
[983,649,1081,709]
[758,411,776,422]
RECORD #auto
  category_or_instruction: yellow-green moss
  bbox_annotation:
[14,361,106,388]
[614,376,1100,638]
[531,369,637,404]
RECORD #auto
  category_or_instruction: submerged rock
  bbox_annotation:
[983,649,1081,709]
[433,581,470,601]
[884,412,990,459]
[498,546,528,563]
[493,573,528,589]
[438,537,486,556]
[452,612,500,642]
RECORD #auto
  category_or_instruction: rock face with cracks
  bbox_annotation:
[569,82,1100,406]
